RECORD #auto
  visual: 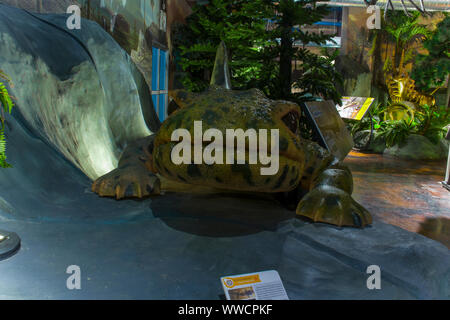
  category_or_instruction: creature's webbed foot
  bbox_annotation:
[92,164,161,200]
[296,186,372,228]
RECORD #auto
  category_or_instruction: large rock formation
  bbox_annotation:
[384,135,449,160]
[0,4,160,180]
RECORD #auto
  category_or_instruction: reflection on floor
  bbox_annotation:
[345,151,450,248]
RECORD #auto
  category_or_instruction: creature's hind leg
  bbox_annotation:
[296,165,372,228]
[92,135,161,199]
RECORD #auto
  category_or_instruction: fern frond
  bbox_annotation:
[0,69,14,168]
[0,127,6,155]
[0,82,14,114]
[0,126,11,168]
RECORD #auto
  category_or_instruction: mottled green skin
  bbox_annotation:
[92,86,372,228]
[154,86,327,193]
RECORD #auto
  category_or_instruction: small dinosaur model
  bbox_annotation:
[92,43,372,228]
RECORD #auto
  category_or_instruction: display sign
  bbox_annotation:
[336,96,375,120]
[221,270,289,300]
[302,100,354,160]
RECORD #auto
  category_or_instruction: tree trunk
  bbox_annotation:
[446,75,450,108]
[87,0,91,20]
[371,30,386,89]
[279,26,293,99]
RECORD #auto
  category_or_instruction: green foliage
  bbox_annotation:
[173,0,342,102]
[383,11,429,48]
[376,106,448,148]
[0,70,14,168]
[411,14,450,91]
[347,103,385,136]
[172,0,273,93]
[0,77,13,115]
[347,103,449,148]
[376,120,416,148]
[293,48,343,105]
[349,11,448,149]
[382,10,431,72]
[258,0,341,101]
[414,105,449,144]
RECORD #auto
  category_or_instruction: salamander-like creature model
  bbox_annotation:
[92,43,372,228]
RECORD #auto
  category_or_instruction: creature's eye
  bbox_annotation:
[282,111,300,135]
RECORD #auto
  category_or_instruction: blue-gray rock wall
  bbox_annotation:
[0,4,159,180]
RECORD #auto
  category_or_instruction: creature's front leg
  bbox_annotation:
[92,135,161,199]
[296,165,372,228]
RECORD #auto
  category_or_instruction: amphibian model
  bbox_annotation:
[92,43,372,228]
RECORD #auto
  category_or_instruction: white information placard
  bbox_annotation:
[336,96,375,120]
[221,270,289,300]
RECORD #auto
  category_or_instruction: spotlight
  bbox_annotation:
[0,230,21,261]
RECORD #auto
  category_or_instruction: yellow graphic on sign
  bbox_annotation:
[222,275,261,288]
[354,98,374,121]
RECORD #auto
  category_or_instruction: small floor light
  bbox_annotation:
[0,230,21,261]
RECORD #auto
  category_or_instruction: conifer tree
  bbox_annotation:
[172,0,272,92]
[173,0,341,103]
[268,0,341,103]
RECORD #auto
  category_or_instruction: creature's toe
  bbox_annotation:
[92,165,161,200]
[296,186,372,228]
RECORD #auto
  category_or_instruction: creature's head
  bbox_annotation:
[153,43,306,192]
[386,73,436,106]
[386,73,410,102]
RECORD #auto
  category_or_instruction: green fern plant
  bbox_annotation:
[377,120,416,148]
[415,105,449,144]
[346,102,448,149]
[0,70,14,168]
